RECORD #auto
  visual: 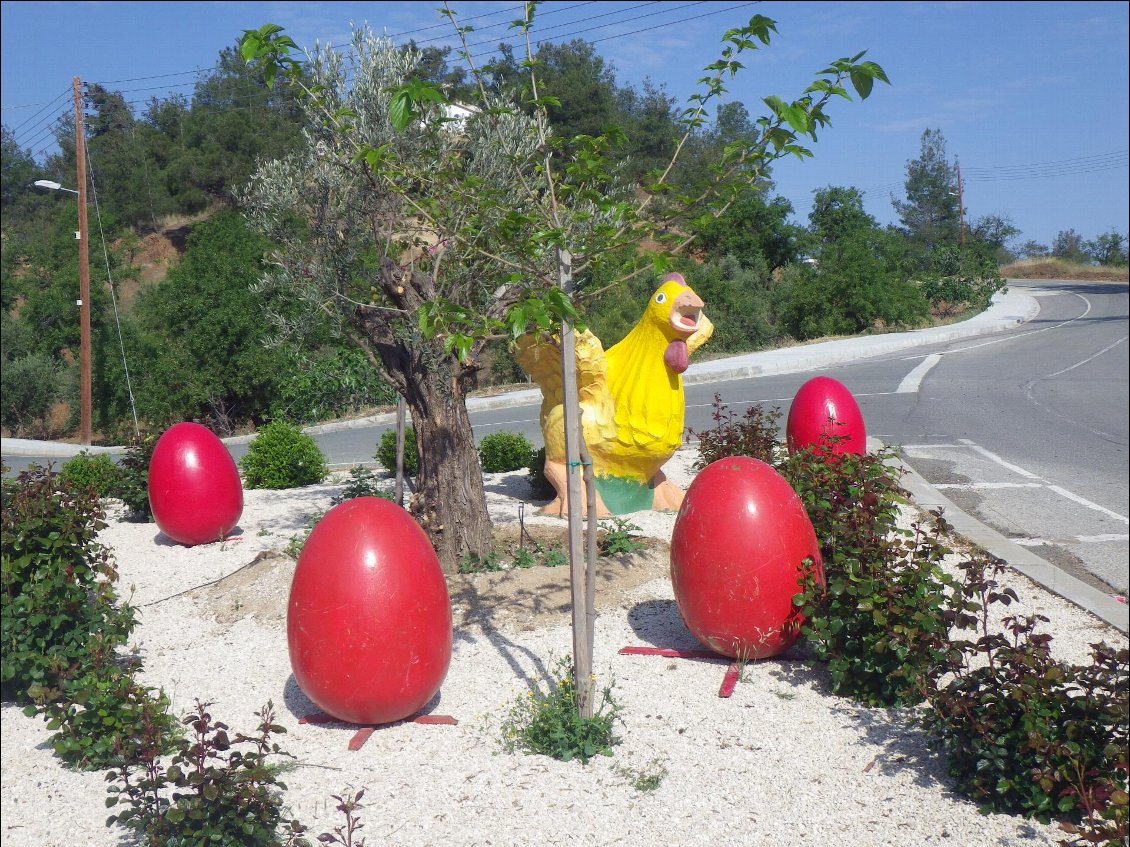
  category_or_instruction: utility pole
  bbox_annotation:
[74,76,92,446]
[956,161,965,246]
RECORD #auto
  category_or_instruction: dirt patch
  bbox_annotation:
[448,524,669,633]
[133,231,181,287]
[193,524,670,634]
[999,261,1128,282]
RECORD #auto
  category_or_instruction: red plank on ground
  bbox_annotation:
[618,646,719,660]
[299,711,458,749]
[348,727,375,751]
[718,663,739,698]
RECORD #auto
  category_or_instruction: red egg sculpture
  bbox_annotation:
[288,497,452,726]
[670,457,823,659]
[786,376,867,457]
[148,422,243,546]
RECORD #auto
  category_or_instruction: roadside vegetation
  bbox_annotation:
[3,27,1124,449]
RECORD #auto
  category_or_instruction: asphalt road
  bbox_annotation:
[5,279,1127,599]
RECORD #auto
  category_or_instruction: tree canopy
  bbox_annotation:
[892,128,960,251]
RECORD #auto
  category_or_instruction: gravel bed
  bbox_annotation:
[2,449,1125,847]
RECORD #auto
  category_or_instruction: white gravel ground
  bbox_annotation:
[2,448,1125,847]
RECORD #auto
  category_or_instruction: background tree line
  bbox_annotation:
[1,38,1126,443]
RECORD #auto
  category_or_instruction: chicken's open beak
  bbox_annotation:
[669,290,705,337]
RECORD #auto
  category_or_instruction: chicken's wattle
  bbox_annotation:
[664,339,689,373]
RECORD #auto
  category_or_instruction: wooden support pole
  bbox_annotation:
[557,247,594,718]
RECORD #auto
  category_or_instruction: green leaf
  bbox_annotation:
[388,91,415,132]
[780,104,811,134]
[850,70,874,100]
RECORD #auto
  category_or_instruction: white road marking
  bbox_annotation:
[906,439,1130,524]
[897,354,941,393]
[1047,485,1130,524]
[1036,335,1128,381]
[933,482,1044,490]
[1013,535,1129,546]
[958,438,1043,480]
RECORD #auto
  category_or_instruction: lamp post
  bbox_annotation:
[33,173,92,446]
[29,78,93,445]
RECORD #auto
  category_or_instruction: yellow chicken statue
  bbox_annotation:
[515,272,713,517]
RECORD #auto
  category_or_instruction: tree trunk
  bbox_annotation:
[401,362,493,574]
[350,294,493,574]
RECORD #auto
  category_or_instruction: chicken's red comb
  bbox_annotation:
[661,272,687,286]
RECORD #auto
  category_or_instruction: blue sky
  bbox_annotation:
[2,1,1127,250]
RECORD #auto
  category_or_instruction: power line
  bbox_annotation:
[587,2,759,46]
[456,1,679,50]
[11,101,71,146]
[5,0,761,154]
[962,151,1128,182]
[961,150,1127,176]
[83,2,752,99]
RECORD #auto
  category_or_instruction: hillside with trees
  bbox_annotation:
[2,31,1126,450]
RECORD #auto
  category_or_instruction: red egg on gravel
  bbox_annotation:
[288,497,453,726]
[786,376,867,456]
[670,456,823,659]
[148,422,243,546]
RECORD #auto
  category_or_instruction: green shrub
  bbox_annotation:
[598,518,646,557]
[0,352,60,438]
[270,344,396,424]
[376,427,418,476]
[776,442,907,569]
[792,501,958,707]
[501,657,621,764]
[240,420,327,489]
[479,431,535,473]
[331,465,393,505]
[106,700,309,846]
[527,447,555,499]
[32,669,179,770]
[921,244,1007,314]
[285,509,326,560]
[116,433,158,520]
[922,556,1129,834]
[782,445,957,707]
[59,451,124,499]
[1,466,135,703]
[541,546,568,568]
[688,393,781,469]
[458,551,505,574]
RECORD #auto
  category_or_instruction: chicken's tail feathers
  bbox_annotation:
[513,332,562,404]
[514,328,611,404]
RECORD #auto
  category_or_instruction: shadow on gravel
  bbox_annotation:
[280,674,450,728]
[768,657,966,797]
[625,599,699,652]
[446,576,554,691]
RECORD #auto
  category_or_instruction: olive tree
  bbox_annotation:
[240,35,560,571]
[239,9,889,718]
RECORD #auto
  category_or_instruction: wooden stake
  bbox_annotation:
[557,247,594,718]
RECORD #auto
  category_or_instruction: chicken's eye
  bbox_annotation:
[654,292,667,304]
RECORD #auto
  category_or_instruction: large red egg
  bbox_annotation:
[288,497,452,725]
[148,422,243,546]
[670,457,823,659]
[786,376,866,456]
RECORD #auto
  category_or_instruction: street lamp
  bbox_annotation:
[33,179,79,195]
[33,176,92,445]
